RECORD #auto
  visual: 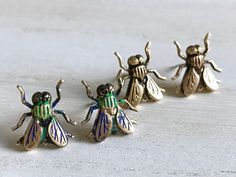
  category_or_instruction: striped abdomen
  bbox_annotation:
[32,103,53,120]
[130,65,147,80]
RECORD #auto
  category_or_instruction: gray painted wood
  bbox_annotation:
[0,0,235,176]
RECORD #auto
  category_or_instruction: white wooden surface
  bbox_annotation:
[0,0,235,177]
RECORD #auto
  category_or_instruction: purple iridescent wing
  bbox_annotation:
[92,111,112,142]
[23,118,42,151]
[48,117,68,147]
[116,109,134,134]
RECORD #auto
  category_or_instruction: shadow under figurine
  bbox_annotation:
[114,41,166,107]
[81,80,137,142]
[12,79,77,151]
[172,33,222,96]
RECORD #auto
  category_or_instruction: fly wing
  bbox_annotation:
[48,116,68,147]
[203,67,219,91]
[116,108,134,134]
[126,78,144,106]
[146,75,163,101]
[92,111,113,142]
[181,68,200,96]
[23,118,42,151]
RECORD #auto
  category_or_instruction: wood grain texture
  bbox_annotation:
[0,0,235,177]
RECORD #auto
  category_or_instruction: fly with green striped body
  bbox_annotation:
[81,81,137,142]
[12,79,77,151]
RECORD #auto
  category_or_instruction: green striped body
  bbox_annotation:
[32,102,53,120]
[98,93,118,110]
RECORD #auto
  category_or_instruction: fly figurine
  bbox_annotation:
[12,79,77,151]
[114,42,166,107]
[81,80,137,142]
[172,33,222,96]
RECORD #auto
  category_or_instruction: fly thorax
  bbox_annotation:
[99,94,118,111]
[188,55,204,69]
[130,65,147,80]
[32,103,53,120]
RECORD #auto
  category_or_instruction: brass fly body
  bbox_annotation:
[172,33,222,96]
[115,42,166,107]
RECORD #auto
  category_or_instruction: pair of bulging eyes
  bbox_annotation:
[128,55,145,66]
[186,45,203,56]
[96,83,115,97]
[127,45,204,67]
[32,91,52,104]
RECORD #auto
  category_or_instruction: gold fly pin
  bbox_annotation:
[12,79,77,151]
[172,33,222,96]
[115,42,166,107]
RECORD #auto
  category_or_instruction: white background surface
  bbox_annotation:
[0,0,235,177]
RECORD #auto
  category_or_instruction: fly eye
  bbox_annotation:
[195,45,203,53]
[136,55,144,64]
[128,56,139,66]
[105,83,114,92]
[186,46,198,55]
[32,92,42,103]
[97,84,106,96]
[42,91,51,102]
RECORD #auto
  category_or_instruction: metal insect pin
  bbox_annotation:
[81,80,137,142]
[172,33,222,96]
[12,79,77,151]
[114,41,167,107]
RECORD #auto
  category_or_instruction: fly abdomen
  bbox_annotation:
[130,65,147,80]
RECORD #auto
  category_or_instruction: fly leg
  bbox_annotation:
[116,69,123,96]
[54,110,77,125]
[118,100,138,124]
[86,131,94,139]
[205,60,222,83]
[16,136,24,145]
[147,69,166,92]
[148,69,167,80]
[54,109,76,138]
[124,99,138,112]
[144,41,151,66]
[66,132,74,138]
[205,60,222,72]
[171,63,186,80]
[81,80,96,101]
[203,33,211,55]
[130,119,138,125]
[17,85,33,109]
[114,52,128,71]
[12,112,32,131]
[52,79,64,108]
[174,41,186,60]
[81,105,98,125]
[116,69,130,96]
